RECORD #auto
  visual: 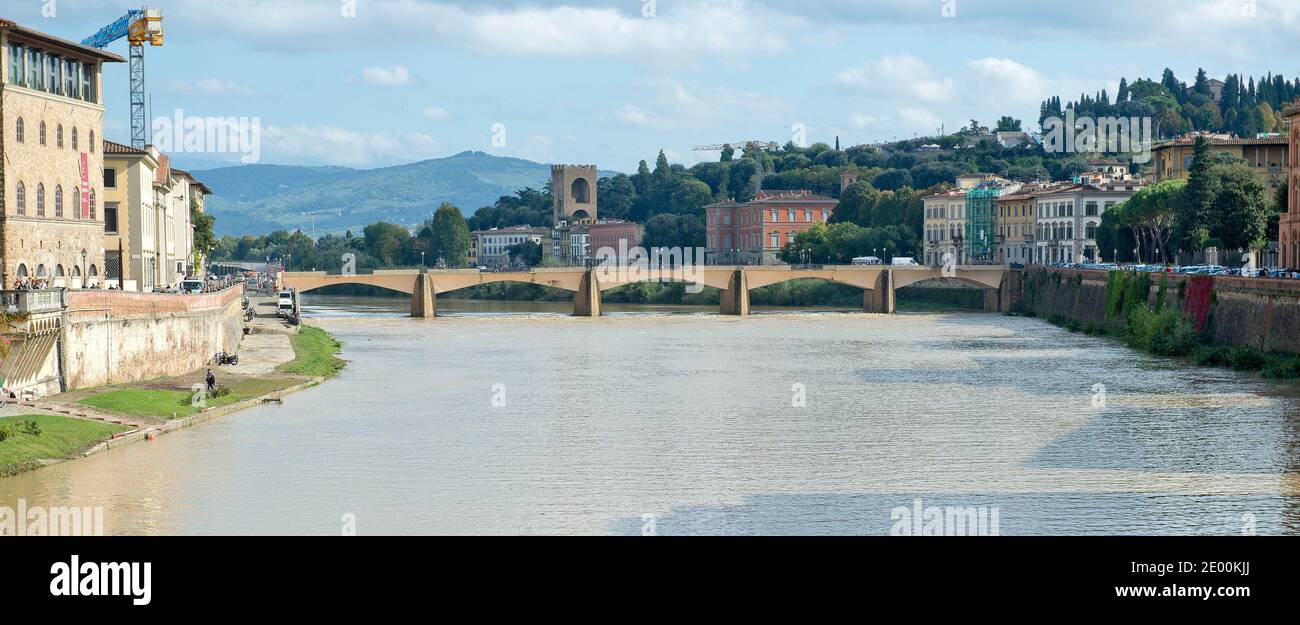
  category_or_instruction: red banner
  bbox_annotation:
[80,153,91,219]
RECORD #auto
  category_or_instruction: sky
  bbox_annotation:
[10,0,1300,173]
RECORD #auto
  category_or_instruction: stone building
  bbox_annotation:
[922,187,968,266]
[551,164,598,223]
[1034,181,1145,265]
[1,19,123,288]
[472,225,549,269]
[1280,103,1300,268]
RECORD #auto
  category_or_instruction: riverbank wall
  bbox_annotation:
[60,287,245,390]
[1017,268,1300,353]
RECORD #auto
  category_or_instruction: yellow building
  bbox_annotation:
[1,19,123,288]
[1151,135,1288,190]
[1280,104,1300,268]
[102,142,209,291]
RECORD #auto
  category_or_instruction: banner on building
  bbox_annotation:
[80,153,91,219]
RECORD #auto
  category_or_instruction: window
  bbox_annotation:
[54,185,63,217]
[16,182,25,215]
[36,183,45,216]
[57,125,63,149]
[71,187,80,218]
[90,190,96,220]
[72,127,78,151]
[788,209,796,222]
[89,131,96,152]
[39,121,46,145]
[15,117,23,143]
[805,210,812,222]
[104,168,117,188]
[46,53,60,95]
[7,43,22,85]
[27,48,40,89]
[771,210,778,222]
[771,233,780,249]
[1086,202,1098,216]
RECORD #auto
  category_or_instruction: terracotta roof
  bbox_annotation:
[0,19,125,63]
[171,169,213,195]
[103,140,146,155]
[1153,135,1288,149]
[1284,100,1300,118]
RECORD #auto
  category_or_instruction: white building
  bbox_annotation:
[472,225,548,268]
[1034,181,1144,265]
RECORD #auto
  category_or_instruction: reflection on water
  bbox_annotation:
[2,294,1298,535]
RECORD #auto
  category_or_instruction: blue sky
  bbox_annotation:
[14,0,1298,173]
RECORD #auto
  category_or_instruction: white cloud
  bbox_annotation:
[357,65,413,87]
[167,78,255,97]
[261,124,441,167]
[896,107,944,135]
[849,113,887,129]
[156,0,793,59]
[422,106,451,121]
[836,54,955,103]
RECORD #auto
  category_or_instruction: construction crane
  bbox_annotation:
[82,8,164,149]
[693,141,779,152]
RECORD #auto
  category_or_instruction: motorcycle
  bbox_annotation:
[214,352,239,366]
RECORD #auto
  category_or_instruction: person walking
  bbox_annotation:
[206,369,216,392]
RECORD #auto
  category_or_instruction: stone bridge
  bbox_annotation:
[279,266,1014,318]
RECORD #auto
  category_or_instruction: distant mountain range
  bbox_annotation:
[193,151,620,237]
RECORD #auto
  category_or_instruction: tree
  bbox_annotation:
[1210,162,1270,251]
[669,179,714,218]
[362,222,411,266]
[597,175,636,220]
[642,214,705,250]
[191,200,217,272]
[421,202,471,267]
[1176,136,1216,253]
[872,169,913,192]
[994,116,1022,132]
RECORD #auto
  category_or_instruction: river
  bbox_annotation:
[2,293,1298,535]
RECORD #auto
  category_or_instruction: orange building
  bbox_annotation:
[705,190,838,265]
[1281,103,1300,268]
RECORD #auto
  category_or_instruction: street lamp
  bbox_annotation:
[80,249,87,288]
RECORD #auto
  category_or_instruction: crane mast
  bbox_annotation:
[82,8,164,149]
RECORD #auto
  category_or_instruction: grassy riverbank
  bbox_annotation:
[77,377,293,420]
[1044,311,1300,380]
[278,325,346,378]
[0,415,127,476]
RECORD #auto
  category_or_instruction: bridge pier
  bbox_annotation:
[983,288,1001,313]
[411,273,436,318]
[573,270,602,317]
[865,270,895,314]
[719,270,750,316]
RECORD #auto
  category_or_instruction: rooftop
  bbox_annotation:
[0,18,125,63]
[1153,135,1288,149]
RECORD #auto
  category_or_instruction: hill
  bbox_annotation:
[194,151,619,237]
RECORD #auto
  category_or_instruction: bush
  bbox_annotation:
[1194,346,1230,367]
[1125,306,1198,357]
[1225,348,1267,371]
[1263,357,1300,379]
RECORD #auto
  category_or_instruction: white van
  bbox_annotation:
[181,278,204,294]
[852,256,883,266]
[891,257,920,267]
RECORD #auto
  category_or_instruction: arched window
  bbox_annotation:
[36,183,45,216]
[39,121,47,146]
[571,178,591,204]
[71,187,80,219]
[57,125,63,148]
[72,265,82,278]
[16,264,28,278]
[55,264,65,277]
[54,185,63,217]
[72,127,78,151]
[89,189,97,220]
[89,265,98,277]
[90,130,95,153]
[16,117,24,143]
[36,264,47,278]
[16,182,25,215]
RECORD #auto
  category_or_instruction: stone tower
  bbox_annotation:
[552,164,598,223]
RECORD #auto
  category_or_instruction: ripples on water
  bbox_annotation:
[2,293,1298,536]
